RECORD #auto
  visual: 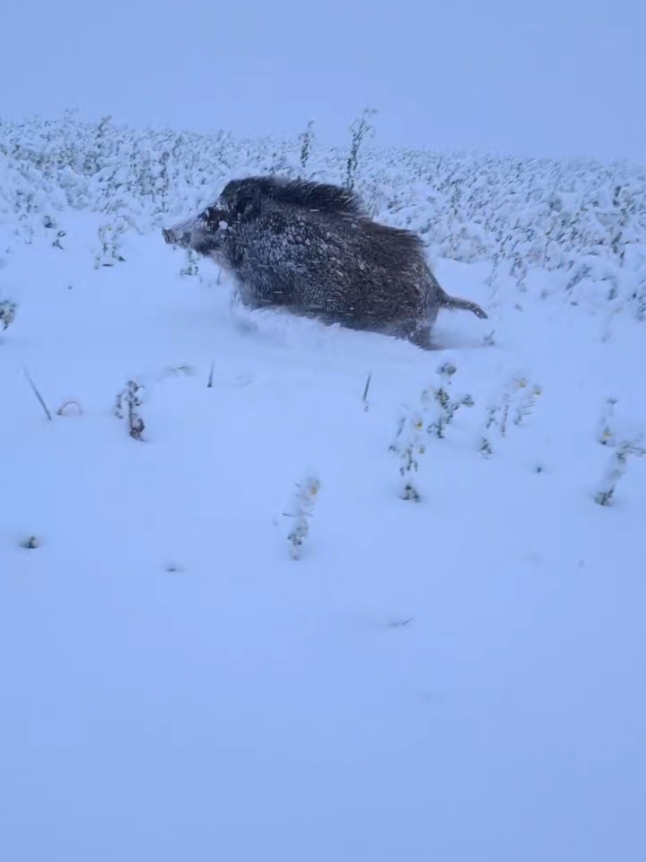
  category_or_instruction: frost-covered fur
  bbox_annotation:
[162,175,488,349]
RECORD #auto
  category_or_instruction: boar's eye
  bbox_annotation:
[199,207,230,233]
[202,207,220,226]
[237,189,259,216]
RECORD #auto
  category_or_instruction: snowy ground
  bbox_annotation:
[1,119,645,861]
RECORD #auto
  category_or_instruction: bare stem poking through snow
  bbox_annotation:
[23,367,53,421]
[595,439,646,506]
[362,372,372,412]
[597,397,619,447]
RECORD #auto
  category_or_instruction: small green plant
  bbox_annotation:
[286,476,321,559]
[424,362,474,439]
[389,409,426,501]
[597,397,618,447]
[513,380,542,426]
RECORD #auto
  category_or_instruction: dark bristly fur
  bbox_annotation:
[220,176,368,217]
[162,175,488,349]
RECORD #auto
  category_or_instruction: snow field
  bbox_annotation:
[1,116,645,861]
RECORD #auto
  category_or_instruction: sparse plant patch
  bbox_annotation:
[389,362,476,500]
[389,408,426,501]
[513,380,542,426]
[285,476,321,559]
[423,362,475,440]
[480,376,542,456]
[0,300,17,331]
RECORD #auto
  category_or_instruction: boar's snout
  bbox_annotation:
[162,226,192,248]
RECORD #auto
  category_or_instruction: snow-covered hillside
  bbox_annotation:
[1,114,645,862]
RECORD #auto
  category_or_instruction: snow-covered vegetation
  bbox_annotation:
[1,112,645,861]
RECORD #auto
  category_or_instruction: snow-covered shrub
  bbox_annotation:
[115,379,146,441]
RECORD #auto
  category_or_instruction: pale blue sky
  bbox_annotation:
[1,0,643,162]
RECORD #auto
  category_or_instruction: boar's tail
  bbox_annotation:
[440,291,489,319]
[426,266,488,320]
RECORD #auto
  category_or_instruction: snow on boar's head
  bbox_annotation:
[161,175,366,266]
[161,178,266,265]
